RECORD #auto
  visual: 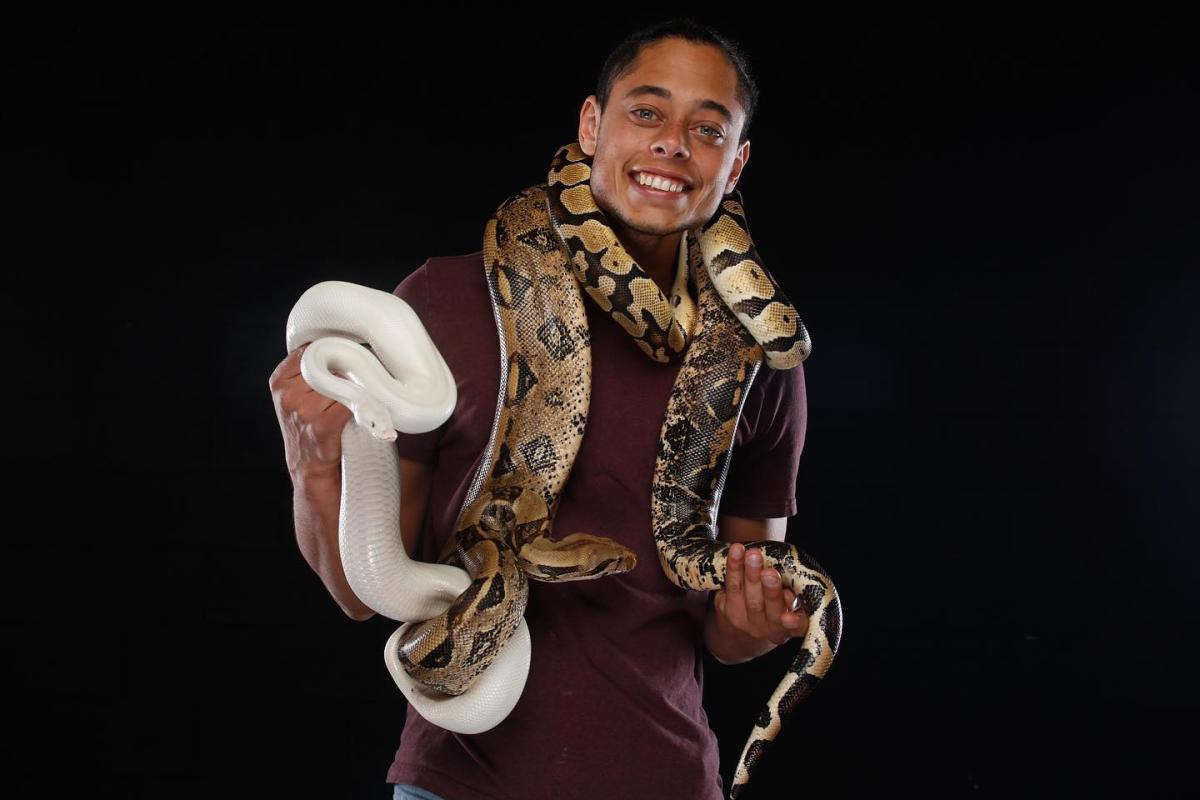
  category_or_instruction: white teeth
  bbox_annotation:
[635,172,685,193]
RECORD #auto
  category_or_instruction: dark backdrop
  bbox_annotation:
[6,12,1197,799]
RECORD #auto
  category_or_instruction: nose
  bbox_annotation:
[651,118,690,159]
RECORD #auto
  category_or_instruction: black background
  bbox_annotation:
[6,10,1197,799]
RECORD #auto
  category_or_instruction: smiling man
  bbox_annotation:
[270,16,809,800]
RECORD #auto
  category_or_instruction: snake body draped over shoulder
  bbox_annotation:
[388,141,842,799]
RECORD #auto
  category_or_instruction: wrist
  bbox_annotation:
[291,462,341,488]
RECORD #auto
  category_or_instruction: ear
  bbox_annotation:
[724,139,751,195]
[578,95,601,156]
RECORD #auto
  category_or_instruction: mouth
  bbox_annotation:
[627,171,693,202]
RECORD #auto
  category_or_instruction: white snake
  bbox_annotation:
[285,281,531,734]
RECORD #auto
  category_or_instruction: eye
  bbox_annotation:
[633,108,723,140]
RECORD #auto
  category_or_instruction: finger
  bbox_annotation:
[297,387,351,423]
[276,348,319,396]
[760,567,790,644]
[783,589,801,618]
[280,342,310,379]
[291,359,350,395]
[780,588,810,638]
[743,547,766,629]
[319,396,354,425]
[323,396,354,419]
[782,610,809,639]
[270,344,306,389]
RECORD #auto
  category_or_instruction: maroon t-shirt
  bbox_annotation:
[385,250,807,800]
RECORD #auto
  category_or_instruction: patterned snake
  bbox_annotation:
[287,141,842,799]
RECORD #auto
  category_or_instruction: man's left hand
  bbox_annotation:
[713,542,810,645]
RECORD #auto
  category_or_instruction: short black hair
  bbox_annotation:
[595,17,759,145]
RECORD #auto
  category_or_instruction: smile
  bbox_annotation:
[627,171,691,201]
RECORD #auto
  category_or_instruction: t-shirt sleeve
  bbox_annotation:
[390,259,449,465]
[717,359,808,519]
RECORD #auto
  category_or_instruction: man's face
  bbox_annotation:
[578,37,751,238]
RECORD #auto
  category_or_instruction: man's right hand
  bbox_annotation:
[268,343,354,481]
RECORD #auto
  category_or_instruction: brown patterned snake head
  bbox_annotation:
[393,140,841,800]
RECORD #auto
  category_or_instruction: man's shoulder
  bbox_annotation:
[408,249,492,323]
[420,250,486,303]
[422,249,484,275]
[394,249,484,301]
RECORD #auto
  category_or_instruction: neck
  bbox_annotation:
[613,226,683,296]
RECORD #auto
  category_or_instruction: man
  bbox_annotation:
[270,18,809,800]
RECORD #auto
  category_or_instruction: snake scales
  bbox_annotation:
[377,141,843,798]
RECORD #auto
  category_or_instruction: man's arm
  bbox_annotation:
[703,514,808,665]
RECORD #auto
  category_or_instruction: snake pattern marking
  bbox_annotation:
[392,141,843,799]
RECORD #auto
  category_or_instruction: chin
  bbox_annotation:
[616,205,685,237]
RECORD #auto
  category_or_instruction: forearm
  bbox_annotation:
[703,593,779,665]
[292,469,376,621]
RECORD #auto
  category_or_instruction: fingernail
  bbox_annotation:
[730,545,742,560]
[748,552,762,566]
[762,574,778,587]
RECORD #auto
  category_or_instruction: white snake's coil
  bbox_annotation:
[285,279,531,734]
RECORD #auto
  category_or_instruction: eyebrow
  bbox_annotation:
[621,84,734,125]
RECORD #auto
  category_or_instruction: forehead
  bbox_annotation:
[614,38,742,117]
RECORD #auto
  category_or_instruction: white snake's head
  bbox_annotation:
[354,401,398,442]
